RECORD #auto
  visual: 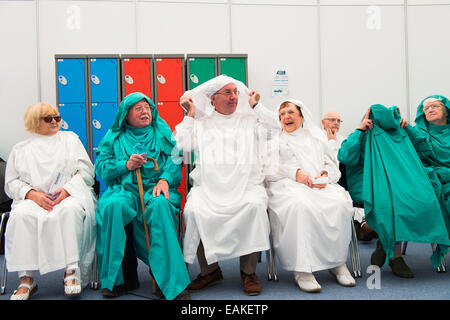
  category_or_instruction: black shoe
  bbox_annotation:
[175,289,191,300]
[389,257,414,278]
[371,240,387,267]
[101,280,140,298]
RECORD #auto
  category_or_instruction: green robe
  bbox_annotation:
[414,95,450,231]
[95,92,189,300]
[338,104,450,268]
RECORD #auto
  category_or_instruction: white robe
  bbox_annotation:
[266,127,354,273]
[4,131,96,286]
[175,107,273,265]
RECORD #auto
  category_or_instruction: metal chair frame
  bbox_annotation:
[402,241,447,273]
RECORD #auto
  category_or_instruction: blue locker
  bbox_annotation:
[91,102,118,147]
[57,58,86,103]
[89,58,119,103]
[58,103,88,149]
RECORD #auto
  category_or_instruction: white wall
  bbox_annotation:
[1,0,450,159]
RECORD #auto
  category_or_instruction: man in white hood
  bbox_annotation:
[175,75,276,296]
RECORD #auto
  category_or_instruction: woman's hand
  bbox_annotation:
[180,96,195,117]
[312,171,328,189]
[248,91,261,108]
[153,179,169,199]
[25,189,55,211]
[126,153,148,171]
[52,188,70,205]
[296,169,312,188]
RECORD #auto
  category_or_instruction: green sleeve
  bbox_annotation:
[404,125,432,159]
[337,130,366,167]
[95,148,129,184]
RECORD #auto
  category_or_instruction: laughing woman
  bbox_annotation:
[265,99,355,293]
[4,103,96,300]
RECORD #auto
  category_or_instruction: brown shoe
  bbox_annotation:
[240,271,261,296]
[187,267,223,292]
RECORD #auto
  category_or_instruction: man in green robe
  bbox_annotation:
[95,92,190,300]
[338,104,450,277]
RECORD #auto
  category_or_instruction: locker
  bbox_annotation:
[89,58,120,103]
[56,58,86,103]
[187,57,217,90]
[218,56,247,85]
[154,57,184,102]
[122,58,152,99]
[58,103,88,149]
[91,102,118,147]
[157,101,184,131]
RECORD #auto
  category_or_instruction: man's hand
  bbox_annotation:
[296,169,312,188]
[248,91,260,108]
[397,107,408,128]
[52,188,70,205]
[357,109,373,132]
[25,189,55,211]
[153,179,169,199]
[126,153,147,171]
[326,128,337,140]
[180,96,195,117]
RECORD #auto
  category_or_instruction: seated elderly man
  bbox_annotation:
[265,99,355,293]
[338,105,450,278]
[175,75,274,296]
[5,102,96,300]
[95,92,190,300]
[321,110,344,161]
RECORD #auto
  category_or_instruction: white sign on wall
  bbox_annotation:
[272,68,289,96]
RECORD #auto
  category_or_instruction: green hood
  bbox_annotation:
[97,92,178,157]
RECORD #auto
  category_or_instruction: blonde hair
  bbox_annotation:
[24,103,59,133]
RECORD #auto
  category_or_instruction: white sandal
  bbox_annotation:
[10,281,38,300]
[63,270,81,297]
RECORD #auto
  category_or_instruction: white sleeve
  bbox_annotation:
[254,103,281,130]
[63,136,95,196]
[175,116,197,152]
[4,148,33,200]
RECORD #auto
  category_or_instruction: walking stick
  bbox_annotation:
[136,157,159,253]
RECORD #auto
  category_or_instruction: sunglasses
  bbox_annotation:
[41,115,62,123]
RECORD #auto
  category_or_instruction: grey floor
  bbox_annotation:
[1,240,449,301]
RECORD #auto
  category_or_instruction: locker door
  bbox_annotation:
[91,102,118,147]
[187,57,216,89]
[58,103,88,149]
[123,58,152,98]
[57,58,86,103]
[89,58,119,103]
[179,166,186,210]
[157,101,184,131]
[219,57,247,85]
[154,58,184,101]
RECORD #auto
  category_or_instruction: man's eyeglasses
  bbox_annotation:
[133,105,153,113]
[423,104,442,112]
[215,89,240,97]
[41,115,62,123]
[324,118,343,124]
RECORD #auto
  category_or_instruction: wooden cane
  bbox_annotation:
[136,156,159,254]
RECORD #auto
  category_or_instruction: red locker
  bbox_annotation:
[157,101,184,131]
[154,57,184,101]
[122,58,152,98]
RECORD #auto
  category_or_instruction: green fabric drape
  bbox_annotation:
[95,92,189,300]
[363,104,450,268]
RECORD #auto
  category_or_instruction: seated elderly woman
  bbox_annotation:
[414,95,449,216]
[265,99,355,293]
[4,103,96,300]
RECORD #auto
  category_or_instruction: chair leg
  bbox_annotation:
[431,243,447,273]
[90,254,99,290]
[269,235,278,282]
[402,241,408,255]
[0,212,9,294]
[350,220,362,278]
[266,250,272,281]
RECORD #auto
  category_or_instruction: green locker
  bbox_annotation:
[186,55,217,90]
[218,55,248,85]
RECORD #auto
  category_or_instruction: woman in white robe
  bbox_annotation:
[266,99,355,293]
[4,103,96,300]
